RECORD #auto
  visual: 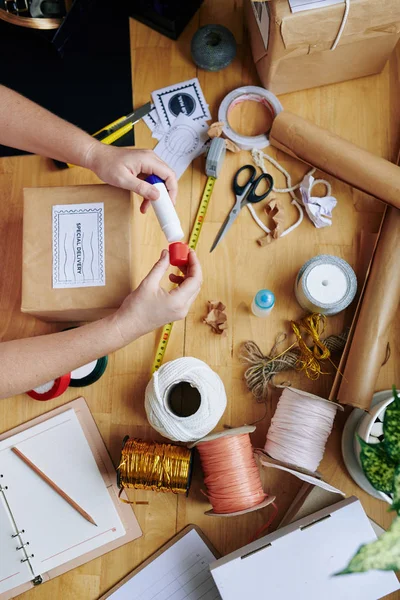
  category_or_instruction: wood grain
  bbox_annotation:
[0,2,399,598]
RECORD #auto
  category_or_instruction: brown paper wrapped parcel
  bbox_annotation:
[22,184,133,322]
[246,0,400,95]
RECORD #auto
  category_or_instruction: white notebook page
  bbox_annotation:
[0,410,125,593]
[108,528,221,600]
[0,490,33,594]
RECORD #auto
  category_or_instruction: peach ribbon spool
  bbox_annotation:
[190,426,276,517]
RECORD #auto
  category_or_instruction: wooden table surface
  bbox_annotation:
[1,2,399,598]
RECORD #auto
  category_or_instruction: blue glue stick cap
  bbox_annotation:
[255,289,275,310]
[145,175,164,185]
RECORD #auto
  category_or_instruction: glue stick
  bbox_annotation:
[145,175,184,243]
[251,289,275,317]
[145,175,189,267]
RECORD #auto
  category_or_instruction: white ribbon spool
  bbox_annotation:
[295,255,357,316]
[265,387,342,473]
[218,86,283,150]
[145,357,227,442]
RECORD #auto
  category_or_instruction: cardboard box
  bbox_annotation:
[22,184,133,322]
[210,496,399,599]
[246,0,400,94]
[279,482,385,536]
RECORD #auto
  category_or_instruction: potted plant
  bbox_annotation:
[337,386,400,574]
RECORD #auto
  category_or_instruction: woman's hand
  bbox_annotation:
[112,249,202,343]
[84,143,177,212]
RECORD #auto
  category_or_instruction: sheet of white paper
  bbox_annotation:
[152,78,211,130]
[211,500,399,600]
[0,489,32,594]
[299,174,337,228]
[0,410,125,592]
[258,456,345,495]
[154,114,209,179]
[52,202,105,289]
[143,104,160,131]
[142,105,168,141]
[108,529,221,600]
[289,0,344,12]
[251,2,270,50]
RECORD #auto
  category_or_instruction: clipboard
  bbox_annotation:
[99,525,220,600]
[0,397,141,600]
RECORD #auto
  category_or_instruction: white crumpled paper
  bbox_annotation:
[299,174,337,228]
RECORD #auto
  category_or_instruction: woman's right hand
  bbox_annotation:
[112,248,202,343]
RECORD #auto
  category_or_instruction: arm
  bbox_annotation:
[0,249,202,399]
[0,85,177,205]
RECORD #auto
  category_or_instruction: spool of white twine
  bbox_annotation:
[264,387,341,472]
[295,254,357,315]
[145,357,227,442]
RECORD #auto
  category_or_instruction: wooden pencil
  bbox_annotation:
[11,446,97,526]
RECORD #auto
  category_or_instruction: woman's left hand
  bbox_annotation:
[85,143,177,212]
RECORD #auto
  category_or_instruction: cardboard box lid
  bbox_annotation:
[251,0,400,53]
[210,497,400,600]
[22,184,133,314]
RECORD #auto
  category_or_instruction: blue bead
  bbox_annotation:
[191,25,237,72]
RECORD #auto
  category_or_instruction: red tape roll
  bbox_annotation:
[27,373,71,401]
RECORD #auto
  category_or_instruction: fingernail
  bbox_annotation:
[161,249,168,259]
[149,190,159,201]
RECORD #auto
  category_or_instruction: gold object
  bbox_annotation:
[0,8,62,28]
[291,313,331,379]
[118,439,193,496]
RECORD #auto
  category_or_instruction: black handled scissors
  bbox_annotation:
[210,165,274,252]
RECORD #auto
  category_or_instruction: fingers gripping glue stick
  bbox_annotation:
[145,175,189,267]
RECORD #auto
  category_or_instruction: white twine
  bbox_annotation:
[331,0,351,51]
[264,387,340,472]
[250,148,334,237]
[250,148,306,237]
[145,357,227,442]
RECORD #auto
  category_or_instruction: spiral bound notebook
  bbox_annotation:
[0,397,142,599]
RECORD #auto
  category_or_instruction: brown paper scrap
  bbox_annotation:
[225,138,241,153]
[207,122,241,153]
[208,121,225,138]
[257,198,284,246]
[202,301,228,336]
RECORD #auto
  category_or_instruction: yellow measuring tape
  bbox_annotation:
[151,176,216,374]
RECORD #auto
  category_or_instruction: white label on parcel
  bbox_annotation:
[251,2,270,50]
[288,0,343,13]
[52,203,105,288]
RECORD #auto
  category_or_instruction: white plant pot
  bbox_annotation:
[354,395,394,505]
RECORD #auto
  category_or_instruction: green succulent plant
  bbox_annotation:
[337,386,400,575]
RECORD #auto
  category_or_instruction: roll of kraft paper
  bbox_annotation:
[331,206,400,410]
[269,112,400,211]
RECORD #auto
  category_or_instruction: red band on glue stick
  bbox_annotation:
[169,242,189,268]
[27,373,71,401]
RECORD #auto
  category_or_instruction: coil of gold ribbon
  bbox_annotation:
[117,437,193,497]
